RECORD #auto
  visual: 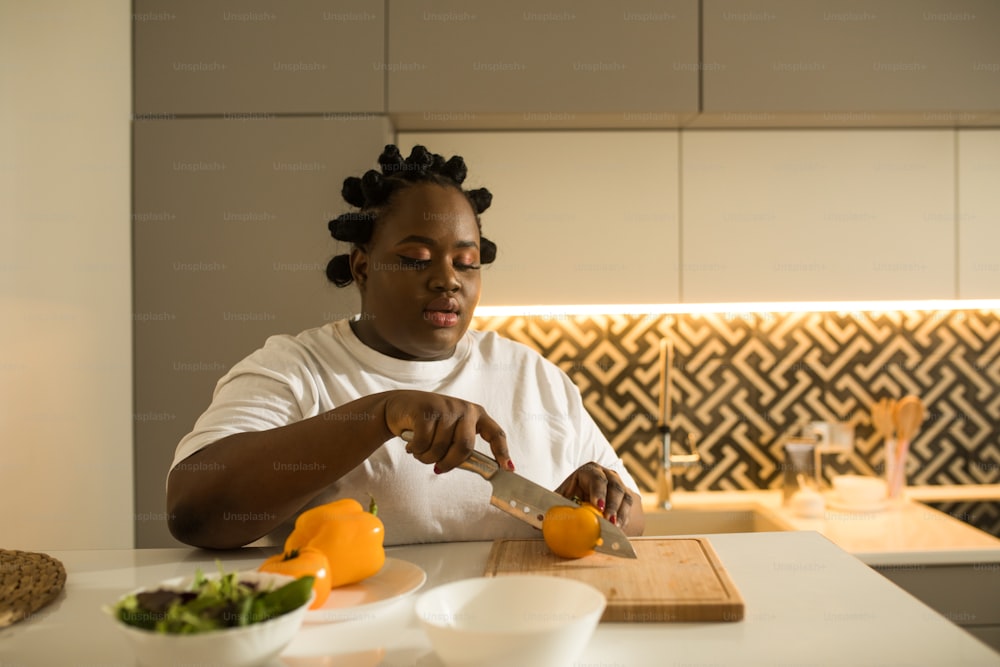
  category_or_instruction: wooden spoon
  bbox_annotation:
[894,396,925,444]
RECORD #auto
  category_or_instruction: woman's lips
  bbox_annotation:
[424,297,461,328]
[425,310,459,327]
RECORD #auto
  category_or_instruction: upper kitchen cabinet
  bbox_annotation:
[682,130,955,303]
[698,0,1000,127]
[387,0,699,130]
[958,130,1000,298]
[397,132,681,306]
[134,0,384,115]
[132,116,392,546]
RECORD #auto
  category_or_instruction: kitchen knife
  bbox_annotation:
[400,431,637,559]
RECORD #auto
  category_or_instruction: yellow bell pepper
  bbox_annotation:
[283,497,385,589]
[259,546,332,609]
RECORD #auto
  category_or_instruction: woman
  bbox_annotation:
[167,145,645,549]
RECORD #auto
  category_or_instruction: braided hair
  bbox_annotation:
[326,144,497,287]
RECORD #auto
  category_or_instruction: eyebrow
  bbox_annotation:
[393,234,479,249]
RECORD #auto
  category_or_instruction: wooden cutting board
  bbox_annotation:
[483,537,744,622]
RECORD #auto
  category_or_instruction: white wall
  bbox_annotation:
[0,1,133,549]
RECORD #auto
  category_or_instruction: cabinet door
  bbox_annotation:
[681,130,955,303]
[132,117,392,547]
[388,0,698,126]
[134,0,384,114]
[875,563,1000,653]
[397,132,681,307]
[703,0,1000,116]
[958,130,1000,298]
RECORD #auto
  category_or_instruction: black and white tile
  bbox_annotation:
[473,310,1000,492]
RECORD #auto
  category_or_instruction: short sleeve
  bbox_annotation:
[170,338,318,469]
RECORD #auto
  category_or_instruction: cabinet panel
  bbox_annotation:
[388,1,698,120]
[958,130,1000,298]
[681,130,955,303]
[132,116,392,546]
[134,0,384,114]
[875,563,1000,653]
[703,0,1000,115]
[398,132,681,307]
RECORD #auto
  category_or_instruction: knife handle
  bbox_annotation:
[458,450,500,480]
[398,431,499,480]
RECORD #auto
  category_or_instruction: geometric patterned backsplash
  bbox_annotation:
[472,309,1000,493]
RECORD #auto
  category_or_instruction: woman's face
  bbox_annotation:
[350,183,484,360]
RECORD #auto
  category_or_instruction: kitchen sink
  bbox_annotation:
[642,505,792,536]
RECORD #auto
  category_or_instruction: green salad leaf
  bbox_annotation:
[112,563,313,634]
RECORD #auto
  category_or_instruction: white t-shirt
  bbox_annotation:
[172,319,639,546]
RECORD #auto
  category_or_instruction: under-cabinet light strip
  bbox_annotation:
[474,299,1000,318]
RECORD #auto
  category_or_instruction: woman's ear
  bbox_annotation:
[350,246,369,290]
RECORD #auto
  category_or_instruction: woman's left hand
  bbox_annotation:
[555,463,643,535]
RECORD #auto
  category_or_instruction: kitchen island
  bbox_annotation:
[644,486,1000,652]
[3,531,998,666]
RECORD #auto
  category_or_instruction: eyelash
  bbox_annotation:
[398,256,480,271]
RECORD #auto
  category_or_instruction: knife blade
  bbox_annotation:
[400,431,637,558]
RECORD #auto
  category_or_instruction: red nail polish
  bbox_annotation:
[610,514,617,525]
[433,465,442,475]
[597,499,606,512]
[506,460,516,471]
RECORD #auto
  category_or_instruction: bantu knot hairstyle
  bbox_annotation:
[326,145,497,287]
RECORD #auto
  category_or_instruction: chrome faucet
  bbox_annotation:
[653,337,700,509]
[655,426,701,510]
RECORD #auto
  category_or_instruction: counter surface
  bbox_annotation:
[646,485,1000,566]
[3,531,999,666]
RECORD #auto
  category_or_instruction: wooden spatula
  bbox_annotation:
[872,397,897,486]
[871,397,896,440]
[890,395,925,497]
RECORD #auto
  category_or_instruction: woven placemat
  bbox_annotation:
[0,549,67,628]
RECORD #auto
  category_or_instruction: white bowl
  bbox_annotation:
[106,570,312,667]
[415,575,606,667]
[832,475,888,506]
[790,488,826,518]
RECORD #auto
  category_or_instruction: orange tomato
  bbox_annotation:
[542,503,604,559]
[259,546,332,610]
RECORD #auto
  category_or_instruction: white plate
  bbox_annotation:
[304,558,426,623]
[825,494,889,514]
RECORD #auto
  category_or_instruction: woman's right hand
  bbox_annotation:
[383,390,513,474]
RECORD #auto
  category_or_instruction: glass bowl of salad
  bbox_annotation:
[104,567,314,667]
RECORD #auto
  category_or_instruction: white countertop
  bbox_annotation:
[644,485,1000,566]
[906,484,1000,502]
[4,532,1000,666]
